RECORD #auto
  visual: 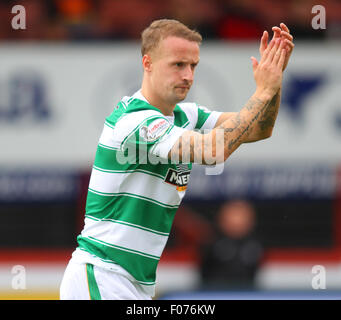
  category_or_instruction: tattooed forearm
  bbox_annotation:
[221,113,241,133]
[168,91,278,165]
[224,97,273,151]
[258,91,280,132]
[227,109,260,150]
[170,130,206,164]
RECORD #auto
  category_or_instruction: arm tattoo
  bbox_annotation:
[170,132,213,165]
[170,133,198,164]
[169,93,278,164]
[258,92,280,132]
[217,97,272,152]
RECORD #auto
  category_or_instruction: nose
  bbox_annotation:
[182,65,194,83]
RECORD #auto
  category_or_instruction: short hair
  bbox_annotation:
[141,19,202,56]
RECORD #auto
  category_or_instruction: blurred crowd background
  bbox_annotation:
[0,0,340,42]
[1,0,341,300]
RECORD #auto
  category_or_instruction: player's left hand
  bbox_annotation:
[259,23,294,71]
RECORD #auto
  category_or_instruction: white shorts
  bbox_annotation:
[59,259,152,300]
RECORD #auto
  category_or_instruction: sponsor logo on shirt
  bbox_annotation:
[164,165,191,191]
[139,118,170,142]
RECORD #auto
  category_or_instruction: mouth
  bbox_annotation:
[175,86,190,90]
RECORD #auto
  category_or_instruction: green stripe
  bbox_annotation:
[174,104,189,127]
[123,97,162,114]
[195,105,211,129]
[88,188,179,209]
[79,248,155,285]
[85,191,177,233]
[94,146,134,171]
[105,107,125,128]
[87,235,160,260]
[78,236,158,284]
[106,97,192,130]
[98,143,119,151]
[86,264,101,300]
[181,120,190,128]
[120,100,127,109]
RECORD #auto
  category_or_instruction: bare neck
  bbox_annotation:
[141,81,175,117]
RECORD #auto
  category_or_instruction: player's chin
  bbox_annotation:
[174,87,190,100]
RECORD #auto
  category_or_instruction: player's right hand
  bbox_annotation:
[251,38,286,97]
[260,24,294,72]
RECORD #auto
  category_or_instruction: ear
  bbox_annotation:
[142,54,152,72]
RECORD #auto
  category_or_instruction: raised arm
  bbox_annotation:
[168,38,287,165]
[214,23,294,143]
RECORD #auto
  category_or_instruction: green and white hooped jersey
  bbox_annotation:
[74,90,222,296]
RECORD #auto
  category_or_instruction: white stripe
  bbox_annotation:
[116,111,166,145]
[88,167,181,206]
[93,165,165,180]
[98,110,166,150]
[72,248,156,285]
[131,90,149,104]
[201,110,223,130]
[98,124,121,150]
[86,214,169,236]
[104,121,115,129]
[88,189,178,209]
[177,102,198,130]
[82,218,168,258]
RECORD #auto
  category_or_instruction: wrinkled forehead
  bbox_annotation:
[154,36,200,62]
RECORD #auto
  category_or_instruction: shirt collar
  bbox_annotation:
[132,89,175,120]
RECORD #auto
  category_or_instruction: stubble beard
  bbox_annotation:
[171,86,190,104]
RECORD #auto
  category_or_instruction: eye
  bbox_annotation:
[175,62,184,67]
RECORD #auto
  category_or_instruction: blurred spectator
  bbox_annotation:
[200,200,263,290]
[7,0,50,41]
[254,0,290,32]
[166,204,213,254]
[166,0,222,40]
[6,0,68,41]
[0,2,12,40]
[0,0,338,42]
[326,0,341,39]
[54,0,94,40]
[215,0,265,40]
[92,0,166,40]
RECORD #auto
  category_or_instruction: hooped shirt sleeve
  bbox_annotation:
[195,104,223,130]
[116,110,187,160]
[176,102,223,131]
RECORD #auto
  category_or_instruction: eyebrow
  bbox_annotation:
[172,59,200,65]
